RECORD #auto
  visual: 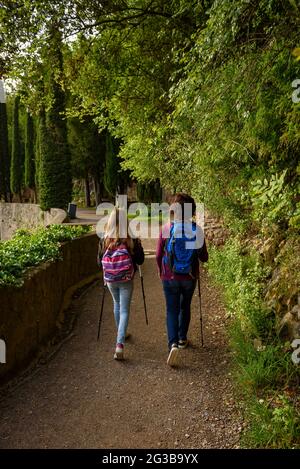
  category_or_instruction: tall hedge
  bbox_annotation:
[0,82,10,201]
[39,30,72,211]
[10,95,22,198]
[34,113,41,192]
[24,112,35,189]
[39,112,71,210]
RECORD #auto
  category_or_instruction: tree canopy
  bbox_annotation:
[0,1,299,226]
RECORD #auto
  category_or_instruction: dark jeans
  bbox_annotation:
[162,279,196,349]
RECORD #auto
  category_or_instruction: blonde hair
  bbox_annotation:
[104,207,134,252]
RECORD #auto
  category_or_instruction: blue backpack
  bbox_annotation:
[163,221,197,275]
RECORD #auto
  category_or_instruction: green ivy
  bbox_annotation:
[208,240,272,337]
[0,225,91,287]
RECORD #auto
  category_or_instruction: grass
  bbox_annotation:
[229,323,298,391]
[242,394,300,448]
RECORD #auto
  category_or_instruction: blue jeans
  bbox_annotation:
[162,279,196,349]
[107,281,134,345]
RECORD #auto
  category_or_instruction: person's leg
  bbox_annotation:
[118,280,134,345]
[162,280,181,349]
[179,279,196,342]
[107,283,120,330]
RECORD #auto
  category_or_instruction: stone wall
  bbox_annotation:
[204,211,229,246]
[0,203,67,240]
[0,232,101,383]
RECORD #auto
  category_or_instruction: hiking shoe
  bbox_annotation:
[167,344,179,367]
[178,339,189,349]
[114,343,124,360]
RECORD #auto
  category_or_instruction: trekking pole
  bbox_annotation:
[138,265,148,325]
[198,270,204,347]
[97,281,107,341]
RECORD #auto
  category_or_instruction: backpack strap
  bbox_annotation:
[163,223,176,272]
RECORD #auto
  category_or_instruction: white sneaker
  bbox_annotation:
[178,339,189,349]
[114,343,124,360]
[167,344,179,367]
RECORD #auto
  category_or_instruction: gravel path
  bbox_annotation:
[0,240,242,448]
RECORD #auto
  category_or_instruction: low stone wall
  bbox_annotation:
[0,232,101,383]
[0,203,67,240]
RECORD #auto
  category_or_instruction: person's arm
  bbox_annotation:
[132,238,145,265]
[156,230,164,275]
[197,239,208,263]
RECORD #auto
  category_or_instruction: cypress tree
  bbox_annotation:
[0,79,10,201]
[24,112,35,189]
[10,95,22,200]
[34,113,41,193]
[39,29,72,211]
[39,111,57,207]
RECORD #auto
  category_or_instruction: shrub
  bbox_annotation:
[208,240,272,338]
[0,225,91,287]
[208,238,300,448]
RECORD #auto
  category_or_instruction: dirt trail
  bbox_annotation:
[0,240,242,449]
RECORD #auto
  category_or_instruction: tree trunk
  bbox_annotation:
[93,176,101,206]
[84,176,91,207]
[98,178,105,203]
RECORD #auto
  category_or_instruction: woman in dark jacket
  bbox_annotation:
[156,193,208,366]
